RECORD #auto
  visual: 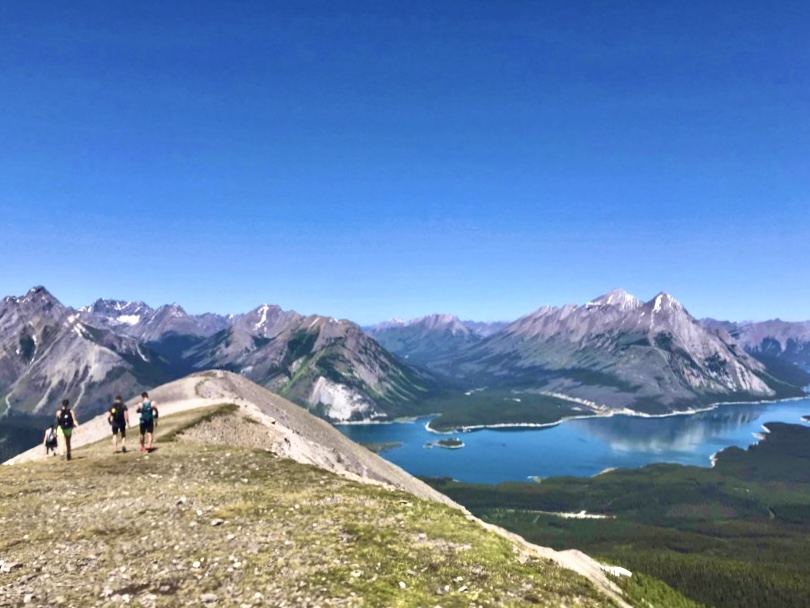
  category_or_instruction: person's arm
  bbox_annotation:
[43,430,49,445]
[125,409,130,427]
[71,410,79,429]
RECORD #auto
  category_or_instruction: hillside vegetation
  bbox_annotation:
[428,417,810,608]
[0,403,627,607]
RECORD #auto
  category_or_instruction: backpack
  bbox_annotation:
[140,401,154,422]
[46,428,57,444]
[58,407,74,429]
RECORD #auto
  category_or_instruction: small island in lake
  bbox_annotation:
[427,437,464,449]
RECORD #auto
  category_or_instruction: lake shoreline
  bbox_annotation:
[331,394,809,434]
[335,396,810,485]
[423,393,810,434]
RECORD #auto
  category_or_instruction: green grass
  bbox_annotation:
[0,405,622,608]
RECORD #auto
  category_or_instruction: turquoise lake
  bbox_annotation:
[336,398,810,484]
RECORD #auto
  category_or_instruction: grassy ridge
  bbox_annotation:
[0,405,620,608]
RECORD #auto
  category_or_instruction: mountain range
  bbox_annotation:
[701,318,810,368]
[1,286,807,437]
[2,287,432,423]
[369,289,809,415]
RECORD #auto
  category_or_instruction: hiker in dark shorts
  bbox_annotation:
[55,399,79,461]
[108,395,129,453]
[136,392,158,452]
[43,424,58,456]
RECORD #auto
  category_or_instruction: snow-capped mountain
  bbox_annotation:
[79,299,230,342]
[0,288,173,416]
[443,289,804,414]
[2,288,436,423]
[78,299,154,329]
[3,286,805,426]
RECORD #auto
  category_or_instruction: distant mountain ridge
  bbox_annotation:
[702,318,810,369]
[366,314,509,367]
[1,288,433,424]
[434,289,807,414]
[2,286,806,444]
[79,299,230,341]
[0,287,174,416]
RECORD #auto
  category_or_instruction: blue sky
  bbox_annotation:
[1,1,808,323]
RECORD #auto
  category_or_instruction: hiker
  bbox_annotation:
[108,395,129,453]
[43,424,58,456]
[136,392,158,452]
[55,399,79,461]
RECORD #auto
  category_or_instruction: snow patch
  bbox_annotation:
[255,305,269,330]
[116,315,141,326]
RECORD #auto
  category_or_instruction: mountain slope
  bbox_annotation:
[4,288,436,425]
[703,318,810,369]
[188,309,436,421]
[446,289,804,414]
[366,314,484,367]
[2,371,629,608]
[0,287,174,416]
[80,299,230,342]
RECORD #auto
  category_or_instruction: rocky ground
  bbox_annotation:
[0,405,621,607]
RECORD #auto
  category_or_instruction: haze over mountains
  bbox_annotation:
[1,286,807,442]
[701,318,810,368]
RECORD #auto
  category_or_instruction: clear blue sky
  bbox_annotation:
[1,1,808,324]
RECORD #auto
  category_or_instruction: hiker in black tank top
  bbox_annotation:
[55,399,79,461]
[108,396,129,454]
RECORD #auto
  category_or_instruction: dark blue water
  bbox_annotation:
[336,398,810,484]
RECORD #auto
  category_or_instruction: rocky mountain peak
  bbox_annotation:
[415,314,469,333]
[7,286,68,320]
[647,292,685,315]
[368,318,407,330]
[83,299,154,325]
[586,288,642,311]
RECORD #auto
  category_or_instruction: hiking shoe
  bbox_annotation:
[122,447,127,453]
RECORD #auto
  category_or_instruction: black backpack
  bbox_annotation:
[58,407,74,429]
